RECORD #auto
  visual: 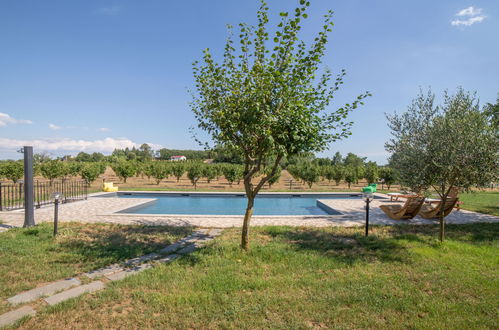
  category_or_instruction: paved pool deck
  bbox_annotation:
[0,191,497,230]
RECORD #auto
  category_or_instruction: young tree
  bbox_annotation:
[364,161,379,185]
[171,163,186,182]
[331,165,345,186]
[111,160,136,183]
[266,165,281,188]
[386,88,498,241]
[80,163,102,185]
[322,165,334,183]
[68,162,83,178]
[187,163,203,189]
[142,161,155,180]
[344,166,357,189]
[300,164,320,188]
[379,167,397,190]
[152,162,170,184]
[202,164,218,183]
[222,164,239,187]
[286,164,301,183]
[40,160,64,184]
[191,0,369,249]
[0,161,24,183]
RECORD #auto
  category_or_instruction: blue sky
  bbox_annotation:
[1,0,497,163]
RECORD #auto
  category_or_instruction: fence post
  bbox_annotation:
[23,146,35,227]
[0,182,2,211]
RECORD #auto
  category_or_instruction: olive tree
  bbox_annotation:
[190,0,369,249]
[386,88,498,241]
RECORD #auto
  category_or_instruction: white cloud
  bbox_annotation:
[456,6,482,17]
[99,127,110,132]
[96,5,122,16]
[48,123,62,130]
[451,16,486,26]
[451,6,486,27]
[0,113,32,127]
[0,137,160,153]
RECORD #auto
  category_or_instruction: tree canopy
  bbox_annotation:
[386,87,498,240]
[191,0,369,249]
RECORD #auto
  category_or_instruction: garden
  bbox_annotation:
[0,0,497,328]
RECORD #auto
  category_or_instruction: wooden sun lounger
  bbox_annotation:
[419,197,459,219]
[379,196,426,220]
[387,193,418,202]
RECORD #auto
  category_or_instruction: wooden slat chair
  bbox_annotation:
[419,197,459,219]
[379,196,426,220]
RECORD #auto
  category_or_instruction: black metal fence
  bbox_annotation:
[0,180,87,211]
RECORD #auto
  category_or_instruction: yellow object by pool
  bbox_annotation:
[103,182,118,192]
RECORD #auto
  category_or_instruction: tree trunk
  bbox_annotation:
[241,196,254,250]
[438,187,448,242]
[439,213,444,242]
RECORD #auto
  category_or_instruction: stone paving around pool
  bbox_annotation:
[0,192,497,230]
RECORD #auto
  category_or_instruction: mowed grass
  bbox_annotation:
[18,224,498,329]
[459,191,499,216]
[0,223,192,314]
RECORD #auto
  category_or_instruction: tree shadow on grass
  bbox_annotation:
[264,227,413,266]
[264,222,499,266]
[384,223,499,244]
[52,224,195,266]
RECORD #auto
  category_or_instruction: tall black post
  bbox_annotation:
[53,199,59,236]
[23,146,35,227]
[365,199,370,237]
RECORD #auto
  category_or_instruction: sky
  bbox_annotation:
[1,0,498,163]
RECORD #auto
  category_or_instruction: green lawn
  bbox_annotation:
[0,223,192,315]
[459,191,499,216]
[16,224,498,329]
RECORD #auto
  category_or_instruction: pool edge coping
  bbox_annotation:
[93,191,387,218]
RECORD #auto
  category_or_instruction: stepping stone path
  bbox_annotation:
[44,281,105,306]
[8,278,81,305]
[0,306,36,328]
[0,228,223,327]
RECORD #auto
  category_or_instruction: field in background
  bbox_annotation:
[88,167,397,193]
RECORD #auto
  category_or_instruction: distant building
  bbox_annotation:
[170,155,187,161]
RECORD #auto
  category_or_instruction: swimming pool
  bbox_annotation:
[113,192,380,216]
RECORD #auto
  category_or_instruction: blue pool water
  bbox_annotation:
[115,193,369,215]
